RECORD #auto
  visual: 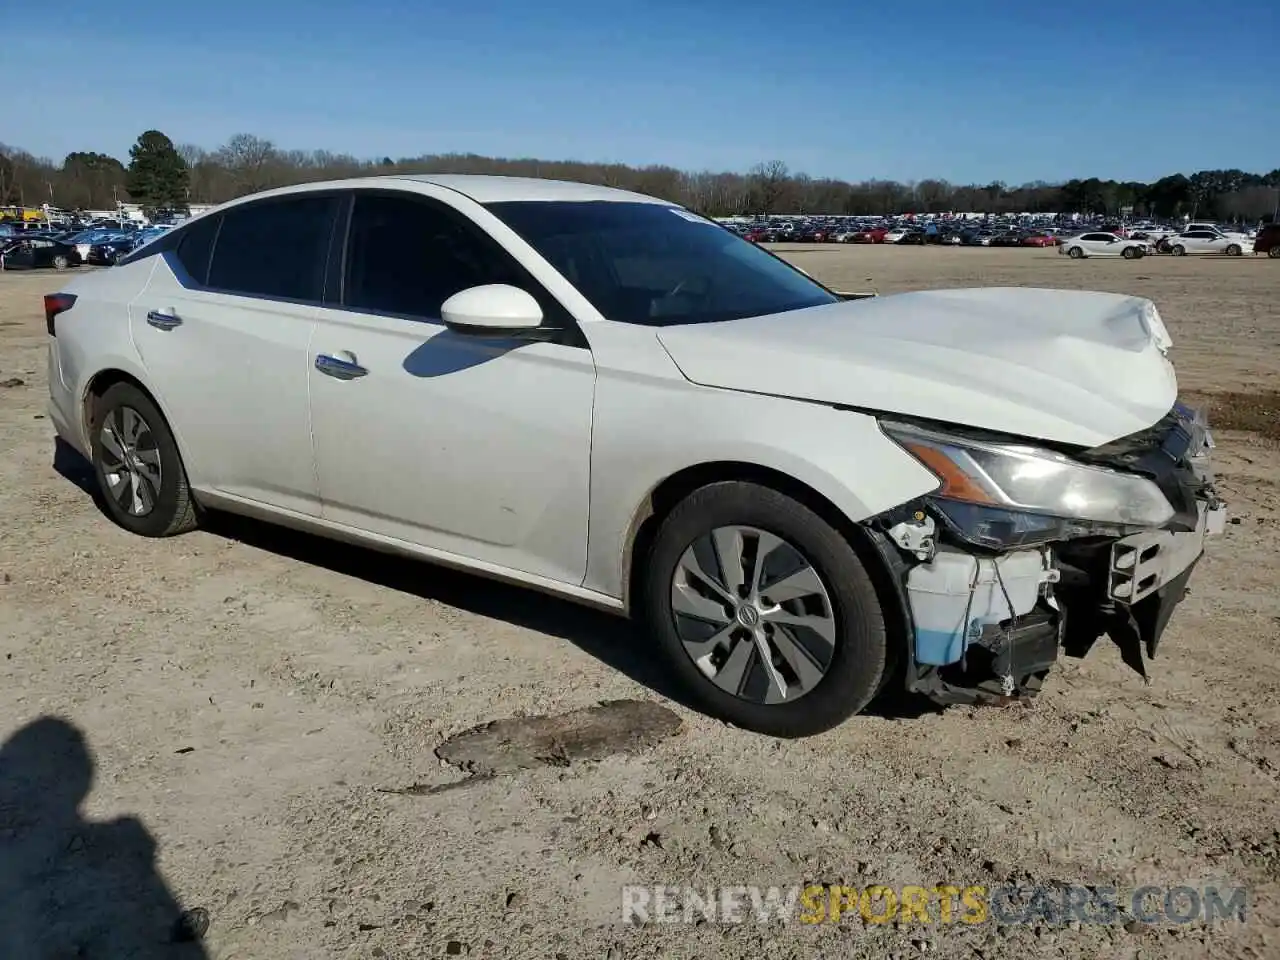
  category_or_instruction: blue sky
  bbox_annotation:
[10,1,1278,184]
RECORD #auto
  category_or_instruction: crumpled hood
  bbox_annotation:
[655,287,1178,448]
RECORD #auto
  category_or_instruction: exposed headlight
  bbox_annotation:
[881,421,1175,528]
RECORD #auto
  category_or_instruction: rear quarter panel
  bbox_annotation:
[48,259,158,454]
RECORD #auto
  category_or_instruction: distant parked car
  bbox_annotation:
[1059,232,1146,259]
[1251,223,1280,257]
[1021,233,1057,248]
[87,237,141,265]
[849,227,887,243]
[1166,230,1247,257]
[0,237,81,270]
[883,227,911,244]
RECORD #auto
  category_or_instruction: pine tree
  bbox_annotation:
[125,130,190,216]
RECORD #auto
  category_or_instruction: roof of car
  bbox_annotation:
[211,174,671,209]
[393,174,668,205]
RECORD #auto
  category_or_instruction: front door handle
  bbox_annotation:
[146,309,182,330]
[315,353,368,379]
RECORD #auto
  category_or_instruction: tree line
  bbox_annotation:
[3,129,1279,221]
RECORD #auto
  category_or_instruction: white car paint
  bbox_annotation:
[48,175,1179,615]
[1186,223,1252,240]
[883,228,911,243]
[655,288,1177,448]
[1059,232,1147,258]
[1166,230,1247,256]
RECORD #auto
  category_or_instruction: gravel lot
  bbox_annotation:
[1,246,1277,959]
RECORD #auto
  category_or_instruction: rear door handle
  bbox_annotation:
[315,353,368,379]
[146,309,182,330]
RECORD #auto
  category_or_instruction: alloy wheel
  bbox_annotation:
[98,405,163,516]
[669,525,836,704]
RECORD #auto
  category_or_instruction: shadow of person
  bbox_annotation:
[0,717,208,958]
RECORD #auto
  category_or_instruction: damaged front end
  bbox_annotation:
[865,403,1226,706]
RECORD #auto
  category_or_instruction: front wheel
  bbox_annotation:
[1122,246,1138,259]
[1269,246,1280,259]
[1172,244,1187,256]
[642,481,888,738]
[90,382,199,537]
[52,255,69,270]
[1067,246,1084,259]
[1226,244,1242,256]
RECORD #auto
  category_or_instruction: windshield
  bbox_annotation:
[485,201,839,326]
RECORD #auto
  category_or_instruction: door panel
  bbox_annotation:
[309,307,594,584]
[129,254,321,513]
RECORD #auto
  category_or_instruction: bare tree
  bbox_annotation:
[749,160,790,214]
[215,134,279,196]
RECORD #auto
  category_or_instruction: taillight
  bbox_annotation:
[44,293,77,336]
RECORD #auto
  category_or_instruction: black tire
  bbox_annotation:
[1067,246,1084,259]
[1226,243,1241,257]
[90,382,199,537]
[642,481,888,738]
[52,254,69,270]
[1122,246,1137,259]
[1269,246,1280,259]
[1172,244,1186,256]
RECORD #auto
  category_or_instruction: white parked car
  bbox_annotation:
[1185,223,1253,241]
[1059,232,1148,259]
[46,176,1225,737]
[1165,230,1248,256]
[882,227,911,244]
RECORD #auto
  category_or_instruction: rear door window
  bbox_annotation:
[208,195,338,301]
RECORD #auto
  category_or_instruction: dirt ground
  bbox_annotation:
[1,246,1278,960]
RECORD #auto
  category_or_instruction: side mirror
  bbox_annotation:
[441,284,547,339]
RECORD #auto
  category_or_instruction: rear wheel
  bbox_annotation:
[1269,246,1280,259]
[1067,246,1084,259]
[90,382,199,537]
[643,481,889,738]
[52,254,69,270]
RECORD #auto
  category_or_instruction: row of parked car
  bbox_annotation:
[5,211,1277,274]
[0,222,173,271]
[733,218,1280,259]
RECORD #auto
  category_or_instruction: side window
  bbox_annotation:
[1082,233,1108,242]
[343,193,545,320]
[208,195,337,301]
[175,215,219,285]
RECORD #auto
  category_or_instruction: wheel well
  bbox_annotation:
[623,461,910,675]
[83,369,155,434]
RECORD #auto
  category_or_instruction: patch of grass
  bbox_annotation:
[1183,390,1280,440]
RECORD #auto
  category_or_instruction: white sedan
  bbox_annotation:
[1165,230,1248,256]
[1059,232,1148,259]
[46,175,1224,737]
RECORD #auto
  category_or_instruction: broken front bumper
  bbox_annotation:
[873,406,1225,706]
[1105,500,1227,658]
